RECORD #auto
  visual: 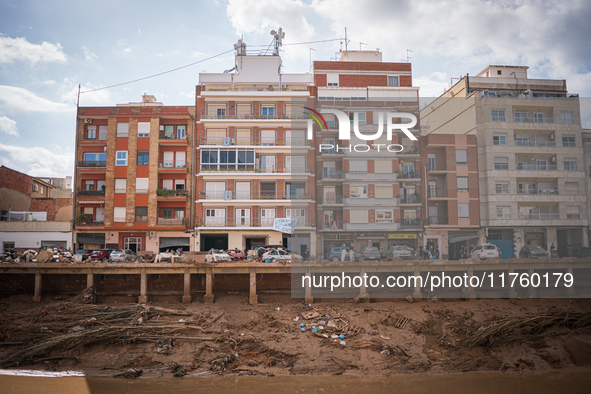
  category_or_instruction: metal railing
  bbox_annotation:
[159,133,186,141]
[519,213,560,220]
[158,162,187,168]
[399,194,421,203]
[427,216,449,225]
[517,188,559,195]
[76,189,105,196]
[427,189,447,198]
[322,169,345,179]
[323,194,344,204]
[515,140,556,147]
[516,163,558,171]
[400,146,420,154]
[321,220,344,230]
[198,192,311,200]
[398,218,422,229]
[78,160,106,167]
[200,111,308,120]
[157,217,186,225]
[514,116,555,124]
[199,137,309,146]
[199,166,310,173]
[397,169,420,179]
[199,218,313,227]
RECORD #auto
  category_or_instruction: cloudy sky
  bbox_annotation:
[0,0,590,178]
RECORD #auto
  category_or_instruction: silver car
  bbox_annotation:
[110,249,136,262]
[471,244,500,260]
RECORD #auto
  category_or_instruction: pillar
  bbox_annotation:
[138,270,148,303]
[33,271,42,302]
[567,266,576,298]
[527,266,537,298]
[359,268,369,301]
[310,232,318,260]
[508,268,517,298]
[413,269,423,300]
[204,271,214,304]
[87,273,94,288]
[182,270,191,303]
[305,268,313,304]
[249,271,258,305]
[465,267,476,299]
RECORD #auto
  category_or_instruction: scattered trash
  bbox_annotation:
[338,334,346,340]
[405,295,414,303]
[339,341,346,346]
[394,316,410,329]
[380,335,391,340]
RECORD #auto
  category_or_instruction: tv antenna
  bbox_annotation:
[402,49,413,63]
[359,42,368,50]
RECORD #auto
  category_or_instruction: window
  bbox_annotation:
[3,241,15,252]
[349,160,368,173]
[350,186,368,198]
[261,130,275,145]
[387,76,399,87]
[456,149,467,165]
[116,151,127,166]
[236,129,251,145]
[177,125,186,139]
[84,152,106,163]
[164,125,174,139]
[115,179,127,193]
[163,151,174,167]
[236,103,251,116]
[113,207,126,222]
[321,139,336,154]
[261,105,275,117]
[514,111,527,122]
[137,151,149,166]
[207,103,226,116]
[138,122,150,137]
[492,110,506,122]
[349,209,368,224]
[135,207,148,222]
[565,182,579,194]
[98,125,108,140]
[561,111,574,124]
[136,178,148,194]
[566,206,580,219]
[327,73,339,87]
[493,134,507,145]
[286,156,306,172]
[286,208,306,226]
[564,159,577,171]
[376,210,393,223]
[200,149,255,170]
[375,185,393,199]
[84,180,95,191]
[458,203,470,218]
[562,135,576,147]
[205,182,225,198]
[261,208,275,226]
[375,160,392,174]
[533,112,544,123]
[116,123,129,137]
[494,157,509,170]
[217,108,226,116]
[495,182,509,194]
[427,154,436,171]
[205,208,225,225]
[175,151,186,168]
[496,206,511,219]
[87,126,97,139]
[457,177,468,192]
[349,112,366,124]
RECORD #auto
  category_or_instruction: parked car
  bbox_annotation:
[227,249,246,260]
[389,246,414,260]
[205,249,231,263]
[471,244,500,260]
[262,249,302,262]
[75,249,92,259]
[519,245,549,259]
[327,247,361,262]
[90,250,111,260]
[109,249,136,262]
[360,246,381,261]
[253,244,286,251]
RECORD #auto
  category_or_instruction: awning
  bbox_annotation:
[79,200,103,204]
[159,237,191,248]
[77,233,106,244]
[448,231,479,244]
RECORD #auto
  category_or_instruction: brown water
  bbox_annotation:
[3,371,591,394]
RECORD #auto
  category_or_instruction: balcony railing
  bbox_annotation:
[200,166,310,173]
[157,217,186,225]
[199,137,308,146]
[158,162,187,168]
[519,213,560,220]
[199,218,313,227]
[515,140,556,147]
[159,133,186,141]
[400,146,420,154]
[76,189,105,196]
[397,169,420,179]
[322,169,345,179]
[427,189,447,198]
[323,194,344,204]
[78,160,106,168]
[399,194,421,204]
[321,220,344,230]
[514,116,555,124]
[517,188,559,195]
[198,192,311,200]
[398,218,422,229]
[427,216,449,225]
[75,220,104,227]
[157,189,188,197]
[516,163,558,171]
[200,111,308,120]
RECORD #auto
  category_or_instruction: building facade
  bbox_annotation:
[421,65,588,257]
[74,96,195,252]
[194,43,317,256]
[313,50,420,256]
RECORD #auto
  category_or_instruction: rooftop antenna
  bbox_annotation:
[309,47,316,71]
[344,27,349,52]
[406,49,413,62]
[270,27,285,56]
[359,42,367,50]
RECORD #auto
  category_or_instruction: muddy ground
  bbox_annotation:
[1,294,591,378]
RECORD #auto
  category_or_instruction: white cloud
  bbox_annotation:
[68,82,113,107]
[0,35,67,65]
[0,143,73,178]
[415,71,451,97]
[82,45,98,61]
[0,85,72,113]
[0,116,18,136]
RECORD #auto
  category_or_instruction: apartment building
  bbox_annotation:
[74,96,194,252]
[421,65,588,258]
[419,134,480,259]
[0,165,73,250]
[194,41,317,256]
[313,50,420,256]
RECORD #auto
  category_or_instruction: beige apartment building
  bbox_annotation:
[421,65,588,258]
[195,40,317,256]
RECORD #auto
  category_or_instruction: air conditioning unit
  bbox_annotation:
[84,118,93,124]
[32,184,39,192]
[222,137,232,146]
[224,191,233,200]
[159,125,165,131]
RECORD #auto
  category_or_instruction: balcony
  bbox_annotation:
[199,137,308,147]
[322,194,344,204]
[517,188,559,195]
[157,189,188,198]
[321,220,344,230]
[198,218,313,228]
[519,213,560,220]
[515,140,556,147]
[200,111,307,120]
[427,189,447,198]
[159,133,186,141]
[516,163,558,171]
[76,189,105,197]
[398,218,422,229]
[200,165,310,174]
[322,168,345,179]
[78,160,106,168]
[399,194,421,204]
[198,192,311,200]
[157,217,186,225]
[75,220,104,227]
[159,162,187,169]
[427,216,449,225]
[397,169,420,179]
[514,116,555,124]
[399,146,420,154]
